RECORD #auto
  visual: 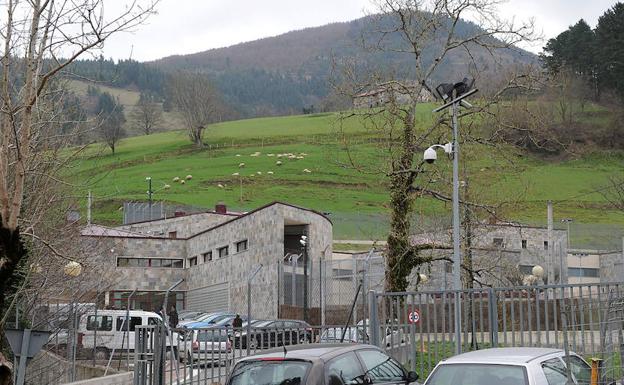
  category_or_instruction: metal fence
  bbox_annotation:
[130,281,624,385]
[370,282,624,379]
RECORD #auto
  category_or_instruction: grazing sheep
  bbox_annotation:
[267,171,274,175]
[186,175,193,180]
[217,183,224,188]
[257,171,262,175]
[172,176,180,182]
[232,172,239,176]
[303,169,311,173]
[236,154,241,157]
[180,180,186,184]
[276,161,283,166]
[164,184,171,189]
[239,163,245,168]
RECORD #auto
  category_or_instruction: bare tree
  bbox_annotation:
[131,93,163,135]
[0,0,158,373]
[334,0,537,292]
[168,72,221,147]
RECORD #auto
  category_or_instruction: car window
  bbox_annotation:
[567,356,590,385]
[230,360,312,385]
[357,349,405,383]
[116,316,142,331]
[86,315,113,331]
[426,363,528,385]
[326,352,366,385]
[541,358,568,385]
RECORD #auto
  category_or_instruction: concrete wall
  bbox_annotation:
[25,351,126,385]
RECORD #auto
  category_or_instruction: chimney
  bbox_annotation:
[215,202,227,214]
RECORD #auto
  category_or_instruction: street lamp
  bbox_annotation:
[300,235,308,322]
[425,78,478,355]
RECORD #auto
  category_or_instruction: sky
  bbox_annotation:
[100,0,620,62]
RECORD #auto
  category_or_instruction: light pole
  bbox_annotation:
[146,177,153,220]
[425,79,478,355]
[300,235,308,322]
[561,218,573,284]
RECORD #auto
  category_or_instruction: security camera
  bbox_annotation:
[423,147,437,164]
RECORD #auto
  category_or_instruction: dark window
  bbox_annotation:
[161,259,172,267]
[151,259,162,267]
[445,262,453,274]
[189,257,198,267]
[544,241,549,250]
[203,251,212,263]
[568,267,600,278]
[357,350,405,383]
[172,259,184,268]
[117,258,129,267]
[116,316,142,331]
[326,352,365,385]
[493,238,504,248]
[136,258,149,267]
[218,246,229,258]
[519,265,534,275]
[169,231,177,239]
[522,239,527,249]
[86,315,113,331]
[236,240,248,253]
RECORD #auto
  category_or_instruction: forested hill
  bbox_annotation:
[70,14,537,118]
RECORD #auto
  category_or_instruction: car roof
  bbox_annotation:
[442,348,564,364]
[237,343,378,362]
[84,310,159,317]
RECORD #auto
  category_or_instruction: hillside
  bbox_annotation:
[147,14,536,116]
[71,110,624,249]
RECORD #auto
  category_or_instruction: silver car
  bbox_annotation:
[424,347,591,385]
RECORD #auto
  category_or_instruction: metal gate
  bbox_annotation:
[186,283,229,313]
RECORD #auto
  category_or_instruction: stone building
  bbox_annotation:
[81,202,332,320]
[410,223,569,290]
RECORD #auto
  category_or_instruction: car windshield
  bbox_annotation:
[426,363,528,385]
[229,360,311,385]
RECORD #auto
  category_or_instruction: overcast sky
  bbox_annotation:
[101,0,620,62]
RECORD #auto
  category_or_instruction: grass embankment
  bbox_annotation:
[70,107,624,243]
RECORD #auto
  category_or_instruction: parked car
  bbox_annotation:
[79,310,178,360]
[178,311,205,321]
[226,343,419,385]
[181,328,232,366]
[234,319,312,349]
[182,312,235,328]
[319,327,369,344]
[356,319,407,347]
[423,347,591,385]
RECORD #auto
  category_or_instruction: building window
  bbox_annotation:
[168,231,177,239]
[445,262,453,274]
[521,240,527,249]
[218,246,229,258]
[518,264,534,275]
[568,267,600,278]
[493,238,504,248]
[544,241,549,250]
[203,251,212,263]
[236,239,248,253]
[117,257,184,269]
[189,256,198,267]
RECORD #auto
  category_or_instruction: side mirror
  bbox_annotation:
[406,371,419,383]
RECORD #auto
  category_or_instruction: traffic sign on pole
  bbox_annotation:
[408,310,420,324]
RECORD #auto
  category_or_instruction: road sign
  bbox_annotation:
[408,310,420,324]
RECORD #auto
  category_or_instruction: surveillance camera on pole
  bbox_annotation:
[426,77,478,356]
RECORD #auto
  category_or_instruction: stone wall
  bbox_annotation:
[599,250,624,282]
[118,212,234,238]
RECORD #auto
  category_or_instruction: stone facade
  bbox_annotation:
[82,202,332,320]
[411,223,568,290]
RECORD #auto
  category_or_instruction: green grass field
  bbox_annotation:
[70,109,624,244]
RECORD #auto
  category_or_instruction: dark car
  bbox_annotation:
[227,344,419,385]
[235,319,312,349]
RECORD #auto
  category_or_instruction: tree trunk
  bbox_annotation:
[0,226,26,334]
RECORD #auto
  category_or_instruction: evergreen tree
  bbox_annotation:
[595,2,624,98]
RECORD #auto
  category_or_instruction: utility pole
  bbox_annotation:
[87,190,92,225]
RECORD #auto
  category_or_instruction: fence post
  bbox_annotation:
[368,290,380,347]
[489,287,498,347]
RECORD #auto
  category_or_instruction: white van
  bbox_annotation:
[79,310,175,359]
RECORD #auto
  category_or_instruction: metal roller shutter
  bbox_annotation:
[186,282,229,313]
